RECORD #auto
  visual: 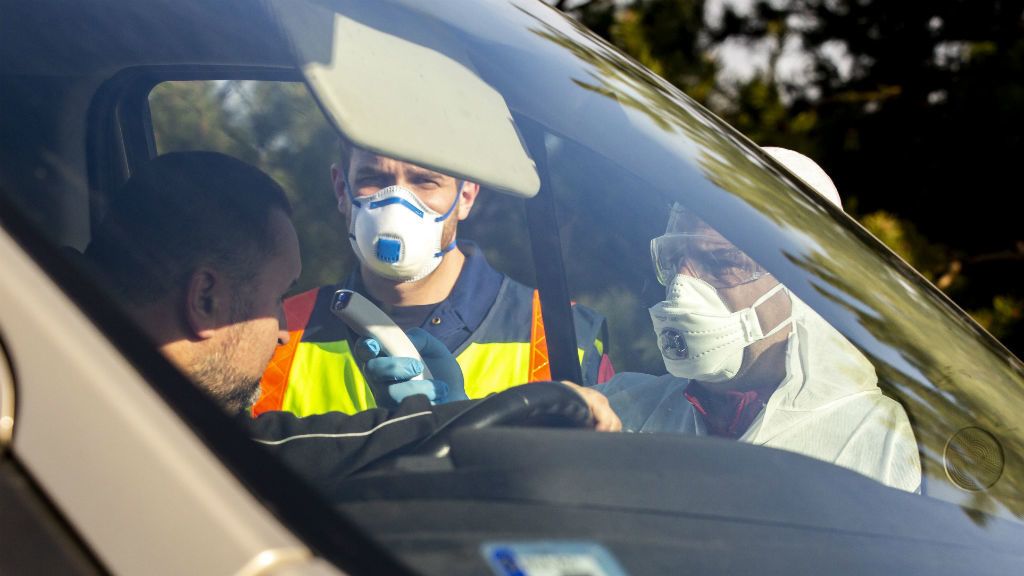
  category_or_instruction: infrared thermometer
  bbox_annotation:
[329,289,431,380]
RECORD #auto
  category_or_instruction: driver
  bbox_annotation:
[85,151,621,486]
[595,148,922,492]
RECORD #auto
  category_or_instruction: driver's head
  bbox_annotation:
[331,143,480,283]
[86,152,301,413]
[649,148,841,387]
[649,204,792,387]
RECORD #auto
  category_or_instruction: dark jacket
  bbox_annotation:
[246,397,472,485]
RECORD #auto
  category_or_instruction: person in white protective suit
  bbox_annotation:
[595,147,922,492]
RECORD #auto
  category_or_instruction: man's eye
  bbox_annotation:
[415,178,441,188]
[711,249,744,264]
[355,176,387,189]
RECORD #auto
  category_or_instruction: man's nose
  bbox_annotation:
[677,260,698,278]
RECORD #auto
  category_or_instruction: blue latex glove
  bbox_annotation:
[354,327,467,408]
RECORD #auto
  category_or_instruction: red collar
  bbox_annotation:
[683,380,778,439]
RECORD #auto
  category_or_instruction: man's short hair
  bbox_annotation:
[86,151,292,306]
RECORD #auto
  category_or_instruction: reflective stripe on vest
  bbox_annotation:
[529,288,552,382]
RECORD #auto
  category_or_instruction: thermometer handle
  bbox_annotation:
[329,289,430,380]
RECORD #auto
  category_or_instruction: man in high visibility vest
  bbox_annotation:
[255,146,614,417]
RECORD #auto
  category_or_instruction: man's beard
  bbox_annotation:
[441,214,458,249]
[189,297,265,414]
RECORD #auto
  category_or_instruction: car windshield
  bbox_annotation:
[3,0,1024,569]
[265,0,1023,517]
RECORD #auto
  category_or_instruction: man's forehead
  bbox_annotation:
[349,150,448,180]
[667,206,730,244]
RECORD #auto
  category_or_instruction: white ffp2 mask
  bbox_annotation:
[649,274,792,382]
[348,184,459,282]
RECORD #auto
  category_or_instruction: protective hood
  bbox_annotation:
[741,294,882,444]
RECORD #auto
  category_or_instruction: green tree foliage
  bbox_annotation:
[150,80,351,292]
[557,0,1024,357]
[559,1,718,103]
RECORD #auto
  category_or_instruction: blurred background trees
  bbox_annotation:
[556,0,1023,355]
[150,80,350,290]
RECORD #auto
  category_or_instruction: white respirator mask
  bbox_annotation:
[649,274,792,382]
[348,183,460,282]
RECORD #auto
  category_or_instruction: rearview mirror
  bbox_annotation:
[268,0,541,197]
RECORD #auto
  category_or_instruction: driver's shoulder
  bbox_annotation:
[594,373,688,433]
[594,372,679,399]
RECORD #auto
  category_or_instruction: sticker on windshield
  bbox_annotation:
[482,541,628,576]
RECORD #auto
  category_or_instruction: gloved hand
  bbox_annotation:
[354,327,467,408]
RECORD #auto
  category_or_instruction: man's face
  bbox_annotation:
[656,208,791,386]
[192,209,302,412]
[332,150,478,248]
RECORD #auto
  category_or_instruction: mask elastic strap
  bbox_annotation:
[751,283,793,339]
[367,196,426,217]
[431,180,463,256]
[435,180,463,222]
[430,178,462,254]
[434,240,458,258]
[343,175,363,209]
[344,177,359,246]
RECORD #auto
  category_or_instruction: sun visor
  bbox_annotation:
[266,0,540,198]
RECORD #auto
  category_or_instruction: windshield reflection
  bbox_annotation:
[493,0,1024,521]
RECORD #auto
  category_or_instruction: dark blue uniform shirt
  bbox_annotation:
[349,241,506,352]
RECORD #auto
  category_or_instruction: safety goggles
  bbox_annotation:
[651,233,768,288]
[651,203,767,288]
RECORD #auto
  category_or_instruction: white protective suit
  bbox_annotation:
[596,295,922,492]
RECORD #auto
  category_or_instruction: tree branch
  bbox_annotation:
[554,0,598,13]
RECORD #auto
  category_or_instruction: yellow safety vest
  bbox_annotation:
[254,279,607,417]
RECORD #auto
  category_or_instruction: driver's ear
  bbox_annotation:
[331,164,350,217]
[456,181,480,221]
[184,266,230,340]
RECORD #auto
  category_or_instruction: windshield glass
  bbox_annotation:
[271,0,1023,516]
[3,0,1024,565]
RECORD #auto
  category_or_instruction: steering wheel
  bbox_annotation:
[411,381,595,458]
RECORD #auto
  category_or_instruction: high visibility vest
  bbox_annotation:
[253,278,608,417]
